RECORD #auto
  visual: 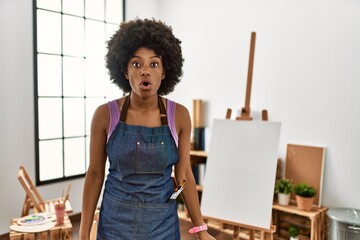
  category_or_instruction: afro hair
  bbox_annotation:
[105,18,184,95]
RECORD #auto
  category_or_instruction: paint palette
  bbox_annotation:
[17,213,56,226]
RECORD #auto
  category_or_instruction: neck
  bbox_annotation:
[129,93,159,111]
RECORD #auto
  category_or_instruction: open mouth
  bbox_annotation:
[142,81,150,86]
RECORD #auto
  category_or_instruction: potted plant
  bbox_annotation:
[293,182,316,211]
[288,225,299,240]
[275,178,293,205]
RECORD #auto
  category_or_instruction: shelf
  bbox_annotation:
[272,203,328,240]
[190,150,206,196]
[273,203,327,219]
[190,150,207,165]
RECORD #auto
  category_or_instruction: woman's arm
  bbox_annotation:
[79,104,109,240]
[174,104,216,240]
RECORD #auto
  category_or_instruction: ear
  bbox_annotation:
[124,72,129,79]
[161,72,165,80]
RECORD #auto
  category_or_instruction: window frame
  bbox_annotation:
[33,0,126,185]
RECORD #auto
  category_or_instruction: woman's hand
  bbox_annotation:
[197,231,216,240]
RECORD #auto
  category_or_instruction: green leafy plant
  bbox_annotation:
[288,225,299,237]
[275,178,293,194]
[293,183,316,198]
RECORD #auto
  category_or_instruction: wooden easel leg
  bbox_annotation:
[226,108,232,119]
[262,109,268,121]
[249,229,254,240]
[264,232,272,240]
[233,226,240,240]
[22,194,31,217]
[259,231,264,240]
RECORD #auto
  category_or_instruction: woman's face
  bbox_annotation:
[125,47,165,98]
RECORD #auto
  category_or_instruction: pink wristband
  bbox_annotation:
[189,223,208,234]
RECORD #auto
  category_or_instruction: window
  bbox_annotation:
[34,0,125,185]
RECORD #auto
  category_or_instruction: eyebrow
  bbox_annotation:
[130,55,162,60]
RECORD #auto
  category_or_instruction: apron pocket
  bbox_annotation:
[98,195,138,239]
[136,201,178,237]
[135,140,166,174]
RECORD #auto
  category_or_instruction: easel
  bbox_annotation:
[226,32,268,121]
[209,32,275,240]
[18,165,72,216]
[203,215,275,240]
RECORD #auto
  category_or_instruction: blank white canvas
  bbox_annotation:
[201,119,281,229]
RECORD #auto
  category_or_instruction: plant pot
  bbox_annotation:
[290,237,299,240]
[296,195,314,211]
[277,193,291,206]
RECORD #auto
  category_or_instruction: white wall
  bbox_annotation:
[126,0,159,19]
[1,0,359,234]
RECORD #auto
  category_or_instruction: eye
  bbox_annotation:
[131,62,141,68]
[150,62,159,68]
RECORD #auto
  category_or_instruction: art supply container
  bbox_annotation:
[55,204,65,225]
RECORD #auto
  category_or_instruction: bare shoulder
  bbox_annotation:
[174,102,191,132]
[93,102,109,119]
[90,103,108,131]
[174,102,188,113]
[93,98,124,120]
[175,102,190,119]
[93,98,126,131]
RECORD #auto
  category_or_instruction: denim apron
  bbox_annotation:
[97,96,180,240]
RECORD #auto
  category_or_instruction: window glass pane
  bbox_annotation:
[39,139,63,181]
[85,98,105,134]
[64,138,85,176]
[104,23,119,99]
[37,10,61,54]
[63,15,84,56]
[85,20,106,58]
[105,81,121,98]
[105,23,118,43]
[64,98,85,137]
[106,0,123,23]
[86,0,104,20]
[37,54,62,96]
[37,0,61,12]
[63,56,85,96]
[86,136,90,169]
[38,98,63,140]
[85,58,106,96]
[63,0,84,16]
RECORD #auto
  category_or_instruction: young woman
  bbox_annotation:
[79,18,215,240]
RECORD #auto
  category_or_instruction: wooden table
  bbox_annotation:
[9,214,72,240]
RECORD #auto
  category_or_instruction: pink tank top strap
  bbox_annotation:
[166,99,178,147]
[107,99,120,142]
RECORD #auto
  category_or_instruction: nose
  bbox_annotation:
[140,69,150,77]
